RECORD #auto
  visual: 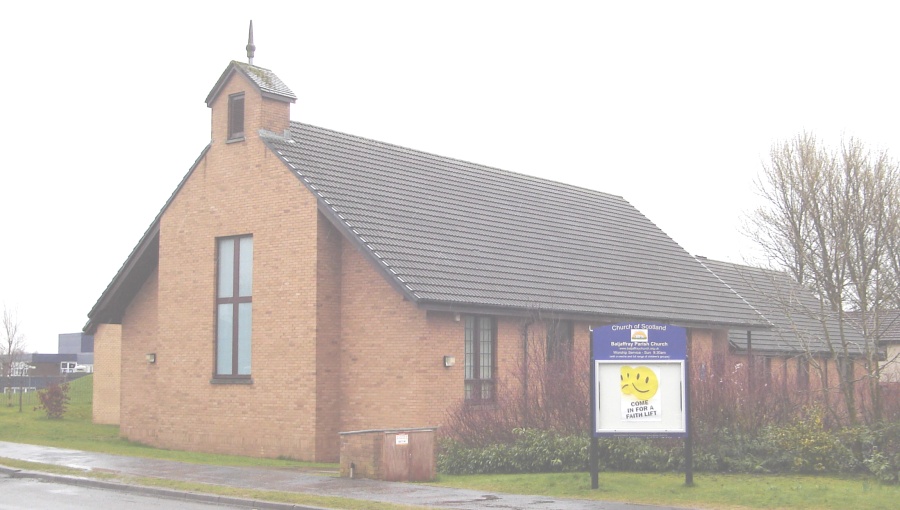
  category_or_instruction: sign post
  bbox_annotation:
[589,336,599,489]
[590,322,691,486]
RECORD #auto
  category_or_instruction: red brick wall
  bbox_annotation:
[337,241,436,433]
[315,214,343,460]
[118,68,324,460]
[119,267,159,445]
[335,242,531,444]
[115,64,478,462]
[92,323,121,425]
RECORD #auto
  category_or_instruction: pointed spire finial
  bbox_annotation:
[246,20,256,65]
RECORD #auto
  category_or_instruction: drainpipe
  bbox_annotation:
[522,322,529,424]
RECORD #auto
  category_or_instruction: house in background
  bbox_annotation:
[698,258,870,404]
[875,310,900,383]
[848,309,900,384]
[85,49,770,462]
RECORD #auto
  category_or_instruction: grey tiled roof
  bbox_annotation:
[262,124,769,328]
[699,258,868,355]
[205,61,296,106]
[232,62,296,100]
[847,310,900,346]
[874,310,900,345]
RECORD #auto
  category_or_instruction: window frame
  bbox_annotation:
[546,319,574,362]
[464,315,497,403]
[797,355,810,392]
[838,356,854,394]
[11,362,29,377]
[227,93,245,141]
[213,235,253,382]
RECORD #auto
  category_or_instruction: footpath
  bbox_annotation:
[0,441,689,510]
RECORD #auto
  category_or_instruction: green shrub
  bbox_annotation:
[854,422,900,483]
[597,437,681,472]
[437,407,900,483]
[439,428,589,474]
[760,410,853,473]
[440,431,691,475]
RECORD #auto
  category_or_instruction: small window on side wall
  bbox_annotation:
[228,93,245,141]
[546,320,573,362]
[797,356,810,391]
[464,316,496,403]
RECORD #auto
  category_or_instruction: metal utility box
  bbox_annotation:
[339,427,437,482]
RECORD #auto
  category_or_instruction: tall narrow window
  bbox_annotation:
[216,236,252,377]
[228,93,245,140]
[751,354,771,387]
[838,356,854,394]
[797,356,810,392]
[546,320,573,362]
[464,316,496,402]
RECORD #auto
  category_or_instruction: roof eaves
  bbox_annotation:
[205,64,238,107]
[416,299,773,330]
[84,225,159,331]
[84,144,212,333]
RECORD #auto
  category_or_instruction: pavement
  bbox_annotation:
[0,441,690,510]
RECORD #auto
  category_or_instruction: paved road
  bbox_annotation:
[0,475,255,510]
[0,441,692,510]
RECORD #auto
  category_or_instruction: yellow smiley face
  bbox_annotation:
[620,366,659,400]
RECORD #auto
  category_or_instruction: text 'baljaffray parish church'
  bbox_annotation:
[86,28,770,462]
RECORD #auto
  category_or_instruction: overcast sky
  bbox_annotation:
[3,1,900,353]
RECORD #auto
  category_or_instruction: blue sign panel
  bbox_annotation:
[593,322,687,361]
[591,322,689,437]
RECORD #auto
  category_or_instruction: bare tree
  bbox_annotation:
[2,305,27,407]
[884,167,900,307]
[748,133,900,424]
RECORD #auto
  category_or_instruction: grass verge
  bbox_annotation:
[435,471,900,510]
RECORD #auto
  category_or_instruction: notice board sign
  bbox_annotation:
[592,322,688,437]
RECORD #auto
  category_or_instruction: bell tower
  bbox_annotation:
[204,22,296,143]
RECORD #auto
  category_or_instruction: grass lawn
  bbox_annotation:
[435,471,900,510]
[3,376,899,510]
[0,376,331,470]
